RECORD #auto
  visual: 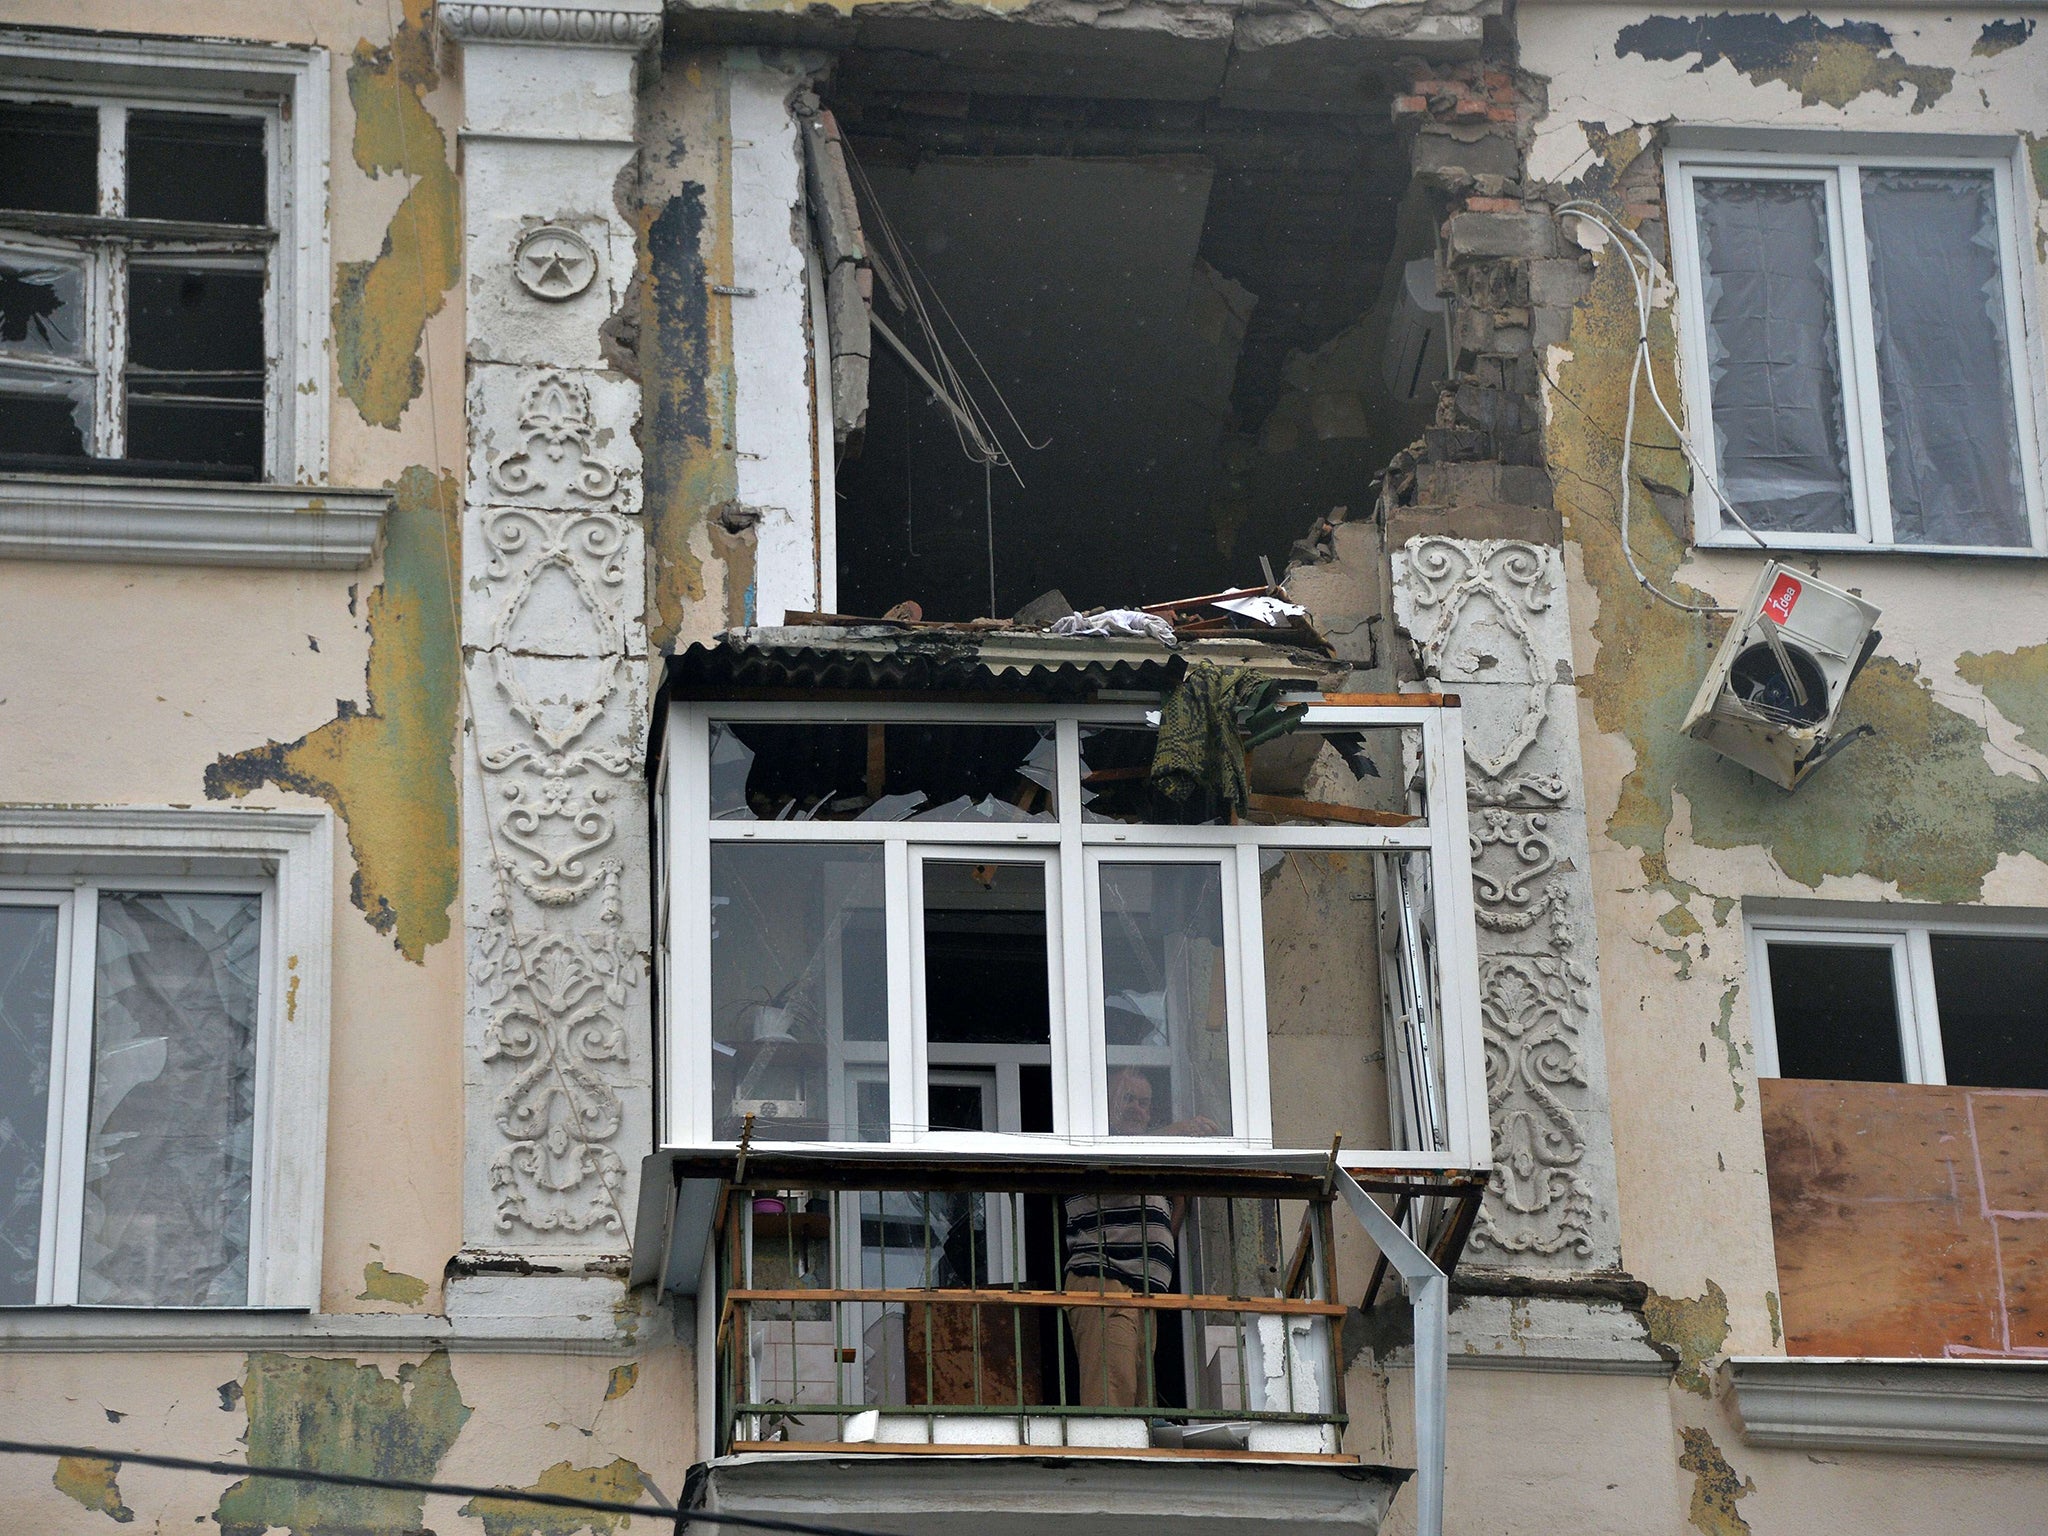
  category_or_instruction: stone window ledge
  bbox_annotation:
[0,473,389,570]
[1727,1356,2048,1460]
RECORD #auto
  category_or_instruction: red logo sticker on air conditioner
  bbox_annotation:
[1761,572,1802,626]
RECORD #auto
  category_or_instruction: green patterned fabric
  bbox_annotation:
[1150,662,1301,817]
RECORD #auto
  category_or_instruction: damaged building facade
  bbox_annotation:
[1,0,2047,1529]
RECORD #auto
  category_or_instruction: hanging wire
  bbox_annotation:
[839,137,1046,484]
[0,1438,894,1536]
[1551,199,1772,618]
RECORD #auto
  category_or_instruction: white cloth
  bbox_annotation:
[1050,609,1177,647]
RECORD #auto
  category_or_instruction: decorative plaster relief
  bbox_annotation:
[1394,536,1618,1267]
[514,224,598,301]
[467,364,647,1243]
[1393,536,1569,780]
[439,4,660,46]
[487,371,625,505]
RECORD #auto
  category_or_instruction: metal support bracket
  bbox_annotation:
[1338,1169,1447,1536]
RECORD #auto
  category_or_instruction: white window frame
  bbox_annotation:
[0,806,332,1310]
[1666,139,2048,557]
[659,699,1487,1169]
[0,30,331,486]
[1746,905,2048,1084]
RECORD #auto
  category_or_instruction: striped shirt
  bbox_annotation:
[1063,1192,1176,1291]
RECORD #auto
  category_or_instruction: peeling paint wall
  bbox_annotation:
[0,2,482,1518]
[1524,5,2048,1362]
[0,1348,693,1535]
[207,466,463,964]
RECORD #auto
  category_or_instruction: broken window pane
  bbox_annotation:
[0,102,97,216]
[710,721,1055,822]
[1260,851,1384,1150]
[126,111,266,227]
[1099,862,1234,1137]
[711,844,888,1141]
[1765,941,1904,1082]
[1245,725,1414,825]
[1928,934,2048,1091]
[0,903,61,1306]
[1694,178,1854,534]
[0,249,87,358]
[0,368,91,464]
[125,260,266,478]
[1862,169,2029,548]
[79,892,261,1307]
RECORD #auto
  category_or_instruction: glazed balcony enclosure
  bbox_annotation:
[632,628,1490,1534]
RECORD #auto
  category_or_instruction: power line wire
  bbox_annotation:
[0,1438,893,1536]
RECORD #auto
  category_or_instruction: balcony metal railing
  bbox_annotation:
[714,1172,1352,1458]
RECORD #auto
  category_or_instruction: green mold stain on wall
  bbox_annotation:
[53,1456,134,1523]
[358,1260,430,1307]
[1615,13,1953,112]
[1677,1427,1755,1536]
[335,0,460,431]
[206,467,460,962]
[215,1352,473,1536]
[1958,643,2048,758]
[458,1459,648,1536]
[1553,171,2048,906]
[1643,1278,1731,1395]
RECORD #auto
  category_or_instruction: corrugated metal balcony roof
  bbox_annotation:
[660,625,1334,701]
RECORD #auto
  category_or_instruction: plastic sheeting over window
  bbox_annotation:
[79,892,259,1307]
[1695,178,1855,534]
[1862,169,2030,549]
[0,903,60,1305]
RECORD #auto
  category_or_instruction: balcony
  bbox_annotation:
[640,1150,1477,1534]
[635,630,1491,1533]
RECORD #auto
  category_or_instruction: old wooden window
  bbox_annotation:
[659,700,1487,1163]
[1667,144,2048,555]
[0,808,331,1311]
[1747,911,2048,1091]
[0,92,277,480]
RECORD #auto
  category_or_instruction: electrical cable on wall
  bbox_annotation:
[1551,199,1771,618]
[0,1438,896,1536]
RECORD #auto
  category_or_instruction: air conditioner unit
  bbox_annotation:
[1681,561,1881,790]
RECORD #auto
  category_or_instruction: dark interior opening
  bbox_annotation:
[1766,941,1906,1083]
[825,64,1436,620]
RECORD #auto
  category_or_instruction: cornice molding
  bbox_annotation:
[1728,1356,2048,1460]
[0,475,389,570]
[437,3,661,48]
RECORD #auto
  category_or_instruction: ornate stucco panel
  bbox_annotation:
[1394,536,1622,1269]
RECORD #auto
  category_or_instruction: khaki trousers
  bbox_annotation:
[1068,1275,1147,1408]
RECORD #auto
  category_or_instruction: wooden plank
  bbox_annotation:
[1313,691,1458,708]
[1762,1078,2048,1356]
[1245,794,1417,828]
[728,1441,1358,1465]
[729,1286,1346,1316]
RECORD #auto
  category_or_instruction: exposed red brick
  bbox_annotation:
[1465,196,1522,212]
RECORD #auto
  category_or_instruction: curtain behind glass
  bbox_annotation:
[80,892,260,1306]
[1863,169,2030,548]
[0,905,60,1304]
[1694,178,1855,533]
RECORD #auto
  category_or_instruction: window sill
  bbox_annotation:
[1727,1356,2048,1459]
[1695,533,2045,560]
[0,472,390,570]
[0,1304,641,1354]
